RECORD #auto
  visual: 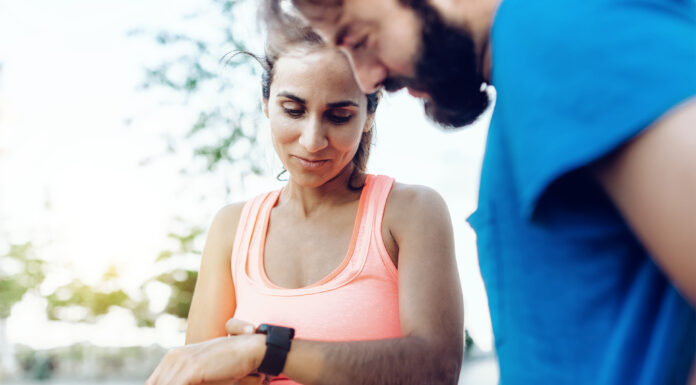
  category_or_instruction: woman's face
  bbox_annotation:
[264,47,371,188]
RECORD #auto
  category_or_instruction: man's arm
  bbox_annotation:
[593,97,696,306]
[279,185,464,385]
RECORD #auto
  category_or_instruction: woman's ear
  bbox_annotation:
[363,114,375,133]
[262,98,269,118]
[363,91,381,132]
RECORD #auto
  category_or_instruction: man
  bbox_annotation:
[264,0,696,383]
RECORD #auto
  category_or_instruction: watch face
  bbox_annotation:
[256,323,296,339]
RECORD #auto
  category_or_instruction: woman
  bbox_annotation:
[146,29,464,385]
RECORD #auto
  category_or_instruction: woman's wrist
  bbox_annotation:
[249,333,267,369]
[222,333,267,372]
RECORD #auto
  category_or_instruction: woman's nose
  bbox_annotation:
[298,117,328,153]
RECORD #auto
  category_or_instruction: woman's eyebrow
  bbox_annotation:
[277,92,306,104]
[327,101,359,108]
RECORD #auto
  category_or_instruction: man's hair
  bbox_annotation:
[261,0,342,32]
[262,0,489,128]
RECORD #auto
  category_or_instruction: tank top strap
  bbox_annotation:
[363,174,395,233]
[356,174,398,278]
[351,175,392,253]
[231,190,281,285]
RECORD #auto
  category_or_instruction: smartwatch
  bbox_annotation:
[256,323,295,376]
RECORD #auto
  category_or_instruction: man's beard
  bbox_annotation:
[382,1,490,128]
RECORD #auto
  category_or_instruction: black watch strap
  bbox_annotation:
[256,324,295,376]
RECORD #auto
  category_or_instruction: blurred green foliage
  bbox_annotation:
[42,0,259,328]
[0,243,45,319]
[12,0,258,329]
[131,0,262,325]
[45,279,129,322]
[153,269,197,319]
[145,226,204,321]
[135,0,264,173]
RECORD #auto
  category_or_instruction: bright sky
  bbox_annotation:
[0,0,494,350]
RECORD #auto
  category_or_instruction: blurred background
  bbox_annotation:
[0,0,497,383]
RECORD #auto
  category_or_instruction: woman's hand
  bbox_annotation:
[146,319,265,385]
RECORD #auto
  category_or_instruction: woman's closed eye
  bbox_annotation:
[281,101,305,118]
[284,107,305,117]
[326,109,353,124]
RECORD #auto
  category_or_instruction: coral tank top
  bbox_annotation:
[231,174,401,384]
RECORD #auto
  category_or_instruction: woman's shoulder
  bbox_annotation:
[211,190,275,230]
[212,201,247,227]
[387,181,448,211]
[380,181,454,261]
[205,202,247,248]
[384,181,452,229]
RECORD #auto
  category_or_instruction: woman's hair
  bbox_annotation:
[234,26,380,188]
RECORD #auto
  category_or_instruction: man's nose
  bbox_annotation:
[298,116,329,153]
[343,50,387,93]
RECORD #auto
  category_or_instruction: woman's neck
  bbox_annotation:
[280,164,365,218]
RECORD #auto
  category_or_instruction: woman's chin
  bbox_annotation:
[285,159,355,189]
[287,169,332,188]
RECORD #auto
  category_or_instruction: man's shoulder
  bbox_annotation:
[495,0,692,57]
[491,0,695,129]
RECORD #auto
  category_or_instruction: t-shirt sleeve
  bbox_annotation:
[492,0,696,220]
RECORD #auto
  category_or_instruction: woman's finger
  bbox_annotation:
[225,318,255,335]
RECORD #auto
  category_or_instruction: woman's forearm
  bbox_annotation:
[282,336,462,385]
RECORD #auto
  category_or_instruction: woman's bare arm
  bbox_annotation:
[186,202,245,344]
[277,184,464,385]
[149,186,464,385]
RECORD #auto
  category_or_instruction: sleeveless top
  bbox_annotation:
[231,174,402,384]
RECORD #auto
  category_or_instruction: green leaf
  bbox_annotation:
[156,250,174,262]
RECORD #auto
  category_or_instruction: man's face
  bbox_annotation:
[296,0,489,128]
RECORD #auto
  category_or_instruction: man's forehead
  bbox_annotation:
[291,0,371,47]
[292,0,344,24]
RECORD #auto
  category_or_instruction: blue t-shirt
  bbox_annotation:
[468,0,696,384]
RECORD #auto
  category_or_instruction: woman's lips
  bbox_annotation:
[293,155,328,169]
